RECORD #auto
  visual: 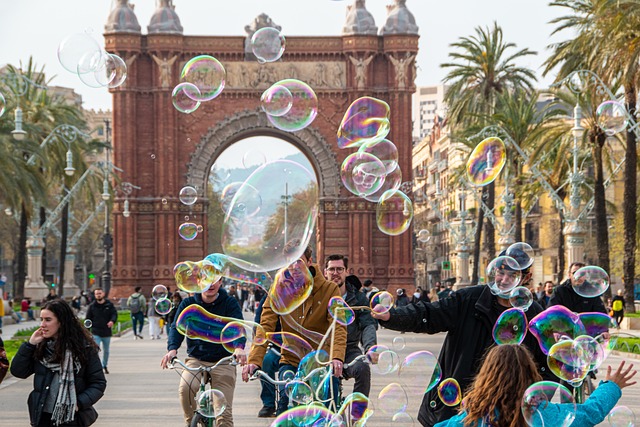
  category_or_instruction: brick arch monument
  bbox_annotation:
[104,1,419,297]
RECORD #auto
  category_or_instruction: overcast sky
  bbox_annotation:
[0,0,567,112]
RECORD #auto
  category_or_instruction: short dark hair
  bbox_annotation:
[569,262,585,272]
[93,287,104,292]
[363,279,373,286]
[135,286,142,292]
[303,246,313,262]
[325,254,348,269]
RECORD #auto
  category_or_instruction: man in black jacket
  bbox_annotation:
[325,256,377,398]
[549,262,607,314]
[371,271,550,426]
[85,287,117,374]
[160,277,246,427]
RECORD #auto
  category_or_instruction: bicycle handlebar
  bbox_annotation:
[249,354,369,383]
[169,354,238,372]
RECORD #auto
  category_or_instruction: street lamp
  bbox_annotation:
[102,118,113,296]
[11,105,27,141]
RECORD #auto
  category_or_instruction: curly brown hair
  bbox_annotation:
[461,344,542,427]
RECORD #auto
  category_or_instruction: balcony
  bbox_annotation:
[438,159,448,172]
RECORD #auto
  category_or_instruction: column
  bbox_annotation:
[564,219,585,267]
[25,236,49,300]
[64,245,80,295]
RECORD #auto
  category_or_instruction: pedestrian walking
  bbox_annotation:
[85,288,117,374]
[127,287,146,339]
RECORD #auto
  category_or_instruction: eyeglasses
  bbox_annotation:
[326,267,345,273]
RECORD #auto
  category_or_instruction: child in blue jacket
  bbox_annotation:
[435,344,636,427]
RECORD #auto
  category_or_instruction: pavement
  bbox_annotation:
[1,314,640,426]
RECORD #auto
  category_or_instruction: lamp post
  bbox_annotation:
[102,119,113,296]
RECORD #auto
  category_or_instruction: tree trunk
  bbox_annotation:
[515,202,522,243]
[59,195,69,297]
[485,182,496,257]
[40,206,47,284]
[558,209,565,285]
[623,86,637,313]
[591,131,611,300]
[16,204,28,299]
[471,188,486,285]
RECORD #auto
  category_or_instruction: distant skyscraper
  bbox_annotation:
[412,84,447,142]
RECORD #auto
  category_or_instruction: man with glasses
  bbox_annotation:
[549,262,607,314]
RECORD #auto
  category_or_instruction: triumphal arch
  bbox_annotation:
[104,0,419,297]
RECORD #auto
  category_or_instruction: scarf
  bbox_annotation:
[40,341,80,426]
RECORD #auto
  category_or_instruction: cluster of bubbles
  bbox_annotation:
[152,284,172,316]
[57,31,127,89]
[176,185,205,241]
[335,96,412,236]
[172,55,226,114]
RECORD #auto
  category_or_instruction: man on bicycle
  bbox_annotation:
[161,277,246,427]
[324,255,377,399]
[242,245,347,416]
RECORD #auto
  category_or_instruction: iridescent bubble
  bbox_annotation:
[268,259,314,315]
[297,350,329,378]
[328,296,355,326]
[378,382,408,415]
[608,405,636,427]
[271,403,334,426]
[358,138,399,175]
[528,305,587,355]
[466,136,507,187]
[220,320,266,353]
[221,160,318,272]
[154,297,172,316]
[57,32,102,74]
[578,312,615,337]
[266,79,318,132]
[337,392,373,426]
[0,92,5,117]
[362,165,403,203]
[172,82,200,114]
[197,389,226,418]
[509,286,534,311]
[485,256,522,296]
[573,334,605,372]
[266,331,313,361]
[175,304,240,343]
[417,229,431,243]
[392,336,406,351]
[179,186,198,205]
[398,350,442,395]
[180,55,226,102]
[178,222,198,241]
[152,284,168,300]
[547,339,590,385]
[261,84,293,117]
[196,225,204,233]
[521,381,576,427]
[506,242,535,270]
[493,307,527,345]
[572,266,609,298]
[242,150,267,169]
[337,97,391,149]
[370,291,394,314]
[83,319,92,328]
[284,379,314,405]
[204,253,274,291]
[437,378,461,406]
[251,27,286,63]
[341,152,387,197]
[376,189,413,236]
[375,349,400,376]
[173,260,222,294]
[597,100,627,136]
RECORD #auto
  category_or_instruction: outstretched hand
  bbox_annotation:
[370,307,390,321]
[606,361,637,390]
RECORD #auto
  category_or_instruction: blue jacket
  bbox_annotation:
[434,381,621,427]
[167,288,243,363]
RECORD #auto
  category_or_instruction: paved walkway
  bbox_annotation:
[1,315,640,426]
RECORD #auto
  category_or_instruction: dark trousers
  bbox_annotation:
[613,310,624,326]
[260,348,280,408]
[131,311,144,334]
[342,348,371,397]
[276,363,340,415]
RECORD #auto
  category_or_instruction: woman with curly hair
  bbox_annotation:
[435,344,636,427]
[11,299,106,426]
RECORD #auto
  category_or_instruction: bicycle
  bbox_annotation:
[169,355,238,427]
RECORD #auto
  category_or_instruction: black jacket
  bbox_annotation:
[85,300,118,337]
[167,288,244,363]
[344,284,377,354]
[549,280,607,314]
[10,341,106,426]
[379,285,550,427]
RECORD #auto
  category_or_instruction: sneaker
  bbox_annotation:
[138,334,143,339]
[104,367,109,374]
[258,406,276,418]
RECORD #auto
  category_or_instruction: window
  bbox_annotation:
[97,126,104,136]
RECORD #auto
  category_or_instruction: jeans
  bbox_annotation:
[260,348,280,408]
[131,311,144,335]
[342,349,372,397]
[277,363,340,415]
[92,335,111,368]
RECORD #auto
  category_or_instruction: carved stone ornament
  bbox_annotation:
[222,61,346,90]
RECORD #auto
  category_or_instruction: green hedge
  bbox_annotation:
[613,337,640,355]
[4,338,27,363]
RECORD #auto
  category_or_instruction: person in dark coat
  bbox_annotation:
[10,299,106,427]
[372,272,551,426]
[538,280,555,309]
[85,288,117,374]
[549,262,607,314]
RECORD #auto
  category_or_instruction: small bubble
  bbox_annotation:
[151,154,156,160]
[430,401,436,408]
[187,138,191,142]
[83,319,92,328]
[360,246,365,251]
[184,216,189,221]
[196,225,203,233]
[162,198,168,205]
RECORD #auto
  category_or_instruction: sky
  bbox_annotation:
[0,0,568,112]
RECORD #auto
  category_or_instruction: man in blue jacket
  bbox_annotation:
[160,277,245,427]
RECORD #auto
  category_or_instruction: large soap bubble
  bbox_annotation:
[362,166,402,203]
[398,351,442,396]
[268,259,314,315]
[251,27,286,63]
[58,32,102,74]
[466,136,507,187]
[197,389,226,418]
[221,160,318,272]
[77,53,127,89]
[376,189,413,236]
[547,339,590,385]
[572,265,609,298]
[261,84,293,117]
[608,406,636,427]
[266,79,317,132]
[505,242,535,270]
[521,381,576,427]
[180,55,226,102]
[358,138,399,175]
[596,100,627,136]
[337,96,390,149]
[378,382,408,415]
[493,307,527,345]
[528,305,586,355]
[341,152,387,197]
[509,286,534,311]
[485,256,521,296]
[179,185,198,205]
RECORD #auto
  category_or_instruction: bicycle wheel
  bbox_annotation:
[190,412,215,427]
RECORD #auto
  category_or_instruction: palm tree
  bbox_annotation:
[545,0,638,309]
[442,22,537,283]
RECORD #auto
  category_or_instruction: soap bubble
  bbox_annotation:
[521,381,575,427]
[393,336,406,351]
[242,150,267,169]
[370,291,394,314]
[265,79,317,132]
[509,286,534,311]
[179,186,198,205]
[178,222,198,240]
[528,305,586,355]
[358,138,399,175]
[572,266,609,298]
[83,319,92,328]
[362,165,402,203]
[398,350,442,395]
[337,96,391,149]
[154,297,172,316]
[466,137,507,187]
[486,256,521,296]
[378,382,408,415]
[505,242,535,270]
[172,82,201,114]
[341,152,387,197]
[437,378,462,406]
[261,84,293,117]
[268,259,314,315]
[251,27,286,63]
[547,339,590,385]
[328,296,355,326]
[493,307,527,345]
[376,189,413,236]
[58,32,102,74]
[197,389,226,418]
[596,100,627,136]
[152,284,168,300]
[180,55,226,102]
[608,405,636,427]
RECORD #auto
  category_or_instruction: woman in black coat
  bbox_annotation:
[10,299,106,426]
